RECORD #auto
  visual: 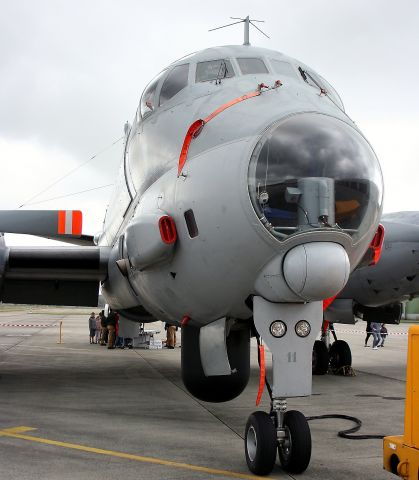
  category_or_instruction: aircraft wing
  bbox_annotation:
[382,211,419,227]
[0,209,95,245]
[328,214,419,324]
[0,210,109,307]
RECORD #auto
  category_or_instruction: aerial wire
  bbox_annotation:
[18,135,123,208]
[23,184,114,207]
[249,21,270,39]
[208,16,270,43]
[208,20,244,32]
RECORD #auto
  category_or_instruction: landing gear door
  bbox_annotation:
[253,297,323,398]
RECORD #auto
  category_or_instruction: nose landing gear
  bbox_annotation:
[246,297,323,476]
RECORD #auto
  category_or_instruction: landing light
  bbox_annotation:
[295,320,311,338]
[270,320,287,338]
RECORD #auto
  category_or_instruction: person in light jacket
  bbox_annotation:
[371,321,382,350]
[88,312,96,344]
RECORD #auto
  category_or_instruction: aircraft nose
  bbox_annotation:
[248,113,383,244]
[283,242,350,301]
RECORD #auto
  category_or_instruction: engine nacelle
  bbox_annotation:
[355,303,402,325]
[324,298,355,324]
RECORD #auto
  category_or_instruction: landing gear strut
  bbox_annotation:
[245,297,322,475]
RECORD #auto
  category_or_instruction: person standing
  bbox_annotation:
[107,310,118,349]
[115,315,125,348]
[95,313,101,344]
[165,323,177,349]
[100,310,107,346]
[380,323,388,347]
[371,321,382,350]
[364,320,372,347]
[88,312,96,344]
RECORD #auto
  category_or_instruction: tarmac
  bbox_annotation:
[0,308,409,479]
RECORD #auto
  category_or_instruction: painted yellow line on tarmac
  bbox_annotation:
[0,426,268,479]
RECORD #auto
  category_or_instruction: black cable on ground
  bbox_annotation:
[306,414,385,440]
[254,328,384,440]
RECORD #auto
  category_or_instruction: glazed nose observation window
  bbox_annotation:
[248,114,383,243]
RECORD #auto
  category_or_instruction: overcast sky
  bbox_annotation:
[1,0,419,245]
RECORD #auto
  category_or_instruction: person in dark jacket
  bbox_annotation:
[107,311,118,349]
[100,311,107,346]
[364,320,372,347]
[380,324,388,347]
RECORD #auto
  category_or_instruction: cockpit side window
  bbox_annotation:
[159,64,189,106]
[270,59,297,79]
[140,70,166,118]
[237,58,268,75]
[298,67,345,111]
[195,59,235,83]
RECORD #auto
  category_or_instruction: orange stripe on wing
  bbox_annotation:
[57,211,66,234]
[72,211,82,235]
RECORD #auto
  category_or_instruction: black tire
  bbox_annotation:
[312,340,329,375]
[181,323,250,402]
[278,410,311,474]
[245,411,277,476]
[329,340,352,371]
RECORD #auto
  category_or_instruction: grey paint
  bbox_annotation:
[282,242,349,301]
[199,317,232,376]
[124,212,175,270]
[325,298,355,324]
[339,211,419,308]
[253,296,323,397]
[0,210,93,244]
[1,44,383,326]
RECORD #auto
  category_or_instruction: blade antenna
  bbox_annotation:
[209,15,269,45]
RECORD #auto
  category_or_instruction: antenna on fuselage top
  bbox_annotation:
[209,16,270,45]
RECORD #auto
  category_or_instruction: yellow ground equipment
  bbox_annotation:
[383,325,419,478]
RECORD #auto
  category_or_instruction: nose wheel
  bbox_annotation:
[244,404,312,476]
[244,412,277,475]
[277,410,311,473]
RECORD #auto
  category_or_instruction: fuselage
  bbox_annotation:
[99,44,383,325]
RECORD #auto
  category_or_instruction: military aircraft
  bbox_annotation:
[0,19,384,476]
[312,211,419,375]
